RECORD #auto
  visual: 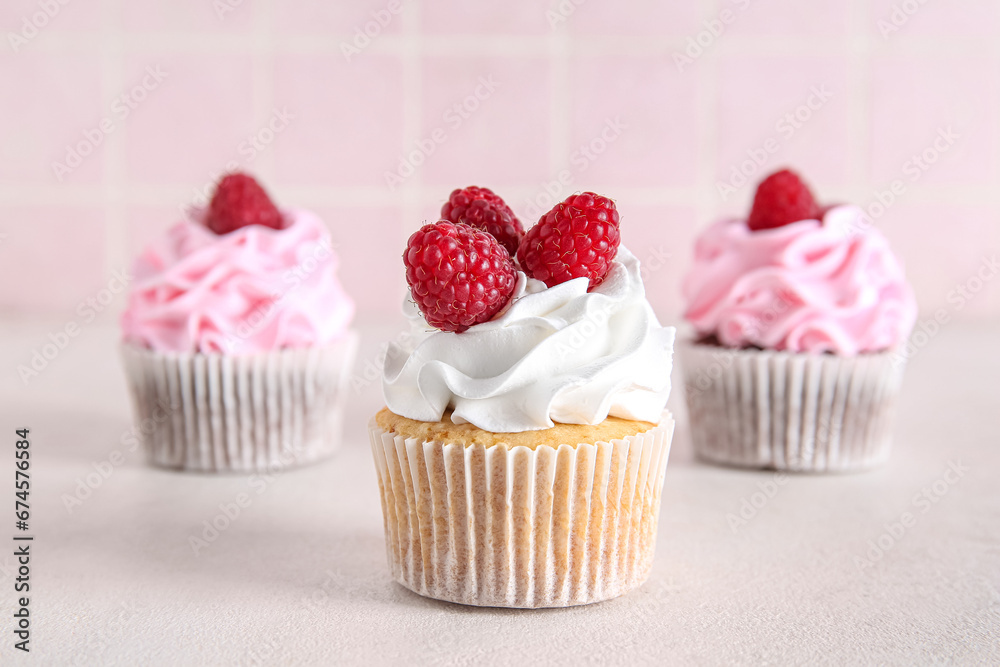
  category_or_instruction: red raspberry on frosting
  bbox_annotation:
[747,169,821,232]
[404,221,517,333]
[516,192,621,290]
[205,172,285,235]
[441,186,524,257]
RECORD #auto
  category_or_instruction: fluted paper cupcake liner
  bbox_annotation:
[368,414,675,608]
[121,334,357,473]
[678,342,905,472]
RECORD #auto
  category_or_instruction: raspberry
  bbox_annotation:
[441,186,524,256]
[404,221,517,333]
[205,172,285,235]
[516,192,621,289]
[747,168,820,232]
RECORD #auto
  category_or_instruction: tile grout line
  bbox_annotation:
[399,0,423,235]
[252,0,276,181]
[696,0,720,226]
[846,0,871,201]
[101,0,126,277]
[24,31,994,58]
[3,183,996,207]
[548,24,571,196]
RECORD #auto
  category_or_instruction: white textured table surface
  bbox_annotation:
[0,320,997,666]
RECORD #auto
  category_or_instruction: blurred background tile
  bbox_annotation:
[725,0,849,38]
[0,52,105,184]
[275,0,404,36]
[422,0,550,34]
[4,0,103,35]
[869,54,999,186]
[569,55,700,188]
[715,55,851,207]
[419,55,550,189]
[123,53,257,185]
[867,0,1000,38]
[0,206,106,314]
[273,54,405,188]
[0,0,997,325]
[566,1,702,37]
[122,0,255,33]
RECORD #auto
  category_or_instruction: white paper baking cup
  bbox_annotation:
[121,333,358,473]
[678,341,905,472]
[368,413,675,608]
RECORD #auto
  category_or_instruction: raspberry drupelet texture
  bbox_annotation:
[441,186,524,257]
[516,192,621,290]
[405,221,517,333]
[205,172,285,235]
[747,169,820,232]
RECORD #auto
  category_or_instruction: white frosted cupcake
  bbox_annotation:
[371,189,676,608]
[680,169,917,472]
[121,173,357,473]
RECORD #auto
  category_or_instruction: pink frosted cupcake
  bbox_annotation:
[121,173,357,472]
[679,169,917,472]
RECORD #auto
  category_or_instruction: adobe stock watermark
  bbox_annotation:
[551,245,670,358]
[685,291,795,396]
[351,326,417,395]
[522,116,627,221]
[841,125,960,238]
[716,84,833,201]
[340,0,404,61]
[17,268,132,385]
[302,567,386,612]
[61,397,181,513]
[384,75,500,191]
[629,576,683,617]
[546,0,588,30]
[68,601,142,666]
[877,0,931,39]
[236,634,282,667]
[638,245,672,283]
[213,0,247,20]
[52,65,168,181]
[855,460,968,571]
[553,301,616,359]
[673,0,754,73]
[890,254,998,368]
[0,553,21,582]
[187,107,295,213]
[221,236,335,353]
[187,446,304,556]
[726,473,789,533]
[7,0,72,53]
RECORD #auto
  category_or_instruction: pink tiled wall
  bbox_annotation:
[1,0,998,324]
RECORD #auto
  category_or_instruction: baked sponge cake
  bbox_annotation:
[370,188,676,608]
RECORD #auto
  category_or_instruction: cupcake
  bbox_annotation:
[680,169,917,472]
[370,188,676,608]
[121,173,357,472]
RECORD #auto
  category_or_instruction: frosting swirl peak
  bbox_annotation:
[382,247,675,433]
[122,209,354,354]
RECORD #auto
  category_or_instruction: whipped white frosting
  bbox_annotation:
[382,247,675,432]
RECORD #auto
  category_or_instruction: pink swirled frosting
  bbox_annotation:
[683,205,916,356]
[122,209,354,354]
